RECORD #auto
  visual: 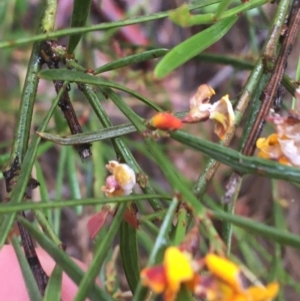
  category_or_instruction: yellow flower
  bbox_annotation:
[164,247,194,293]
[197,254,279,301]
[101,161,136,197]
[245,282,279,301]
[256,134,283,160]
[141,247,197,301]
[205,254,243,293]
[141,245,279,301]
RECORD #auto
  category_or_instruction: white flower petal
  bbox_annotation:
[278,139,300,166]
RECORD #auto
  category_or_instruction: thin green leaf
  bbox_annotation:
[53,145,68,235]
[43,265,62,301]
[0,195,170,214]
[74,203,127,301]
[154,16,237,78]
[0,1,9,25]
[0,0,220,49]
[18,217,113,301]
[120,220,140,293]
[7,42,41,168]
[67,0,92,53]
[37,123,136,145]
[0,84,67,248]
[93,48,169,74]
[215,0,232,18]
[172,206,187,246]
[211,210,300,249]
[12,236,43,301]
[172,131,300,184]
[38,69,161,111]
[170,0,267,27]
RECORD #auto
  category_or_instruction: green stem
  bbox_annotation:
[0,1,220,49]
[222,74,269,253]
[73,203,126,301]
[3,42,42,176]
[0,83,68,247]
[0,195,169,214]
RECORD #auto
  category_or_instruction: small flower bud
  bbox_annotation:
[147,112,183,131]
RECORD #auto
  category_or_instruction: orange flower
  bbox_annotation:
[146,112,183,131]
[141,247,197,301]
[245,282,279,301]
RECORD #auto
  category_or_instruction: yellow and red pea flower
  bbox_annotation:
[197,254,279,301]
[141,247,198,301]
[141,248,279,301]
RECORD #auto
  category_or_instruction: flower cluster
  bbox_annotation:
[256,89,300,166]
[141,247,279,301]
[144,84,234,140]
[182,84,235,140]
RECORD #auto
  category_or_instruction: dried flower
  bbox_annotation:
[182,84,234,140]
[209,94,235,140]
[256,134,287,163]
[88,161,137,239]
[256,109,300,166]
[182,84,215,123]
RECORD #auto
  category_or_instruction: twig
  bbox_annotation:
[17,212,49,292]
[40,40,92,160]
[242,0,300,156]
